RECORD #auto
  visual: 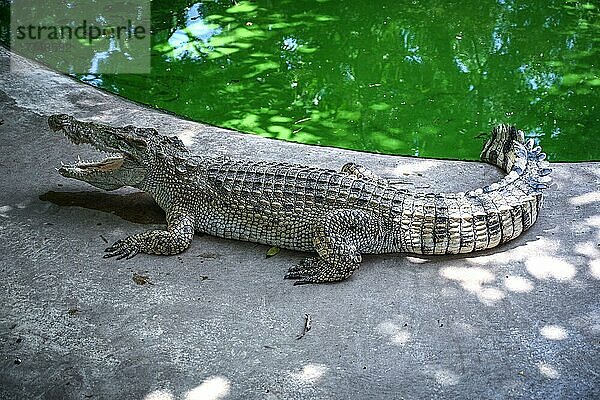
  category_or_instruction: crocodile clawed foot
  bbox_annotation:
[284,257,320,282]
[104,238,140,260]
[284,257,357,285]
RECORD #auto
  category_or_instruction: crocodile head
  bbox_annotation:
[49,114,189,191]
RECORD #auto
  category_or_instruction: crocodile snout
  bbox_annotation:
[48,114,73,132]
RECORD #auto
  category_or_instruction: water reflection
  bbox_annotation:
[3,0,597,161]
[3,0,150,76]
[164,3,222,61]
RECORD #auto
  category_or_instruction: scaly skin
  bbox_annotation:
[48,115,551,284]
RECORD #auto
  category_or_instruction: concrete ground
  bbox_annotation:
[0,47,598,400]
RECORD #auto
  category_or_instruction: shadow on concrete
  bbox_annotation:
[39,191,166,225]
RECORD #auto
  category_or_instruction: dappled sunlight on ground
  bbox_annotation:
[466,237,559,267]
[583,215,600,228]
[438,234,586,306]
[143,376,230,400]
[440,266,505,305]
[540,324,568,341]
[429,169,599,387]
[435,194,597,318]
[376,319,411,346]
[452,321,479,336]
[289,364,328,385]
[574,241,599,258]
[444,207,599,297]
[184,376,230,400]
[427,368,460,386]
[589,259,600,279]
[0,199,31,218]
[536,362,560,379]
[526,256,576,281]
[504,275,534,293]
[144,390,174,400]
[570,191,600,206]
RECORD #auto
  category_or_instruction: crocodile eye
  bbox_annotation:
[129,136,148,149]
[48,114,72,131]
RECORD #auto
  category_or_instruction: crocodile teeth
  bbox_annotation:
[60,153,124,173]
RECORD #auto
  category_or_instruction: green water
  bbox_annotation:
[3,0,600,161]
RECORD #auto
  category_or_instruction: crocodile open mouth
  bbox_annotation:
[51,118,128,175]
[57,134,127,175]
[59,155,125,175]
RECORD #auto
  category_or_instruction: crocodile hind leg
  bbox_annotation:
[285,209,372,285]
[104,212,195,259]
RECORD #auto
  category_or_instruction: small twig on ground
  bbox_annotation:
[296,313,312,339]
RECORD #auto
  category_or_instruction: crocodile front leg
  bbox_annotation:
[285,209,373,285]
[104,212,195,259]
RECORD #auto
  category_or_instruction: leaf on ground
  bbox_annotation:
[133,273,153,285]
[266,246,280,258]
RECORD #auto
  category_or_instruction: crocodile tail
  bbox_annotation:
[480,124,524,172]
[401,125,552,256]
[479,124,552,194]
[470,124,552,249]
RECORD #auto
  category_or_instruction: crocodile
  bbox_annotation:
[47,114,552,284]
